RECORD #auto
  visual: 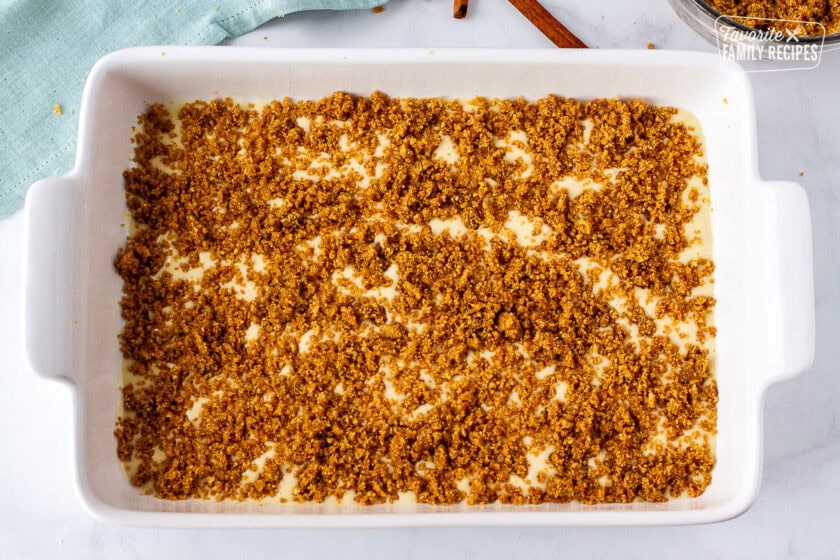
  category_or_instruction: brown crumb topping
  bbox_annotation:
[705,0,840,36]
[115,92,717,505]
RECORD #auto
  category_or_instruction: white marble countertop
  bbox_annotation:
[1,1,838,557]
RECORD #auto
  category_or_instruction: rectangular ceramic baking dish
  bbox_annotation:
[22,47,814,527]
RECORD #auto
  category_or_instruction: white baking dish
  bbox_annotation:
[22,47,814,527]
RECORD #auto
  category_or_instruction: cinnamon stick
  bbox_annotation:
[508,0,587,48]
[454,0,468,19]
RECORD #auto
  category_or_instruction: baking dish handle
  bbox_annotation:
[757,180,815,387]
[22,175,77,384]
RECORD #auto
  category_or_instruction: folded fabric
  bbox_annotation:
[0,0,386,218]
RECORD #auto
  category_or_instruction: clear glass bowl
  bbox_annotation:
[667,0,840,54]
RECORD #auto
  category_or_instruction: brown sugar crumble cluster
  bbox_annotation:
[705,0,840,36]
[114,92,717,505]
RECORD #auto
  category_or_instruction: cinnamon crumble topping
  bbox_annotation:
[115,92,717,505]
[705,0,840,36]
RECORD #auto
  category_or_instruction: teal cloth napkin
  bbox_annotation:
[0,0,386,218]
